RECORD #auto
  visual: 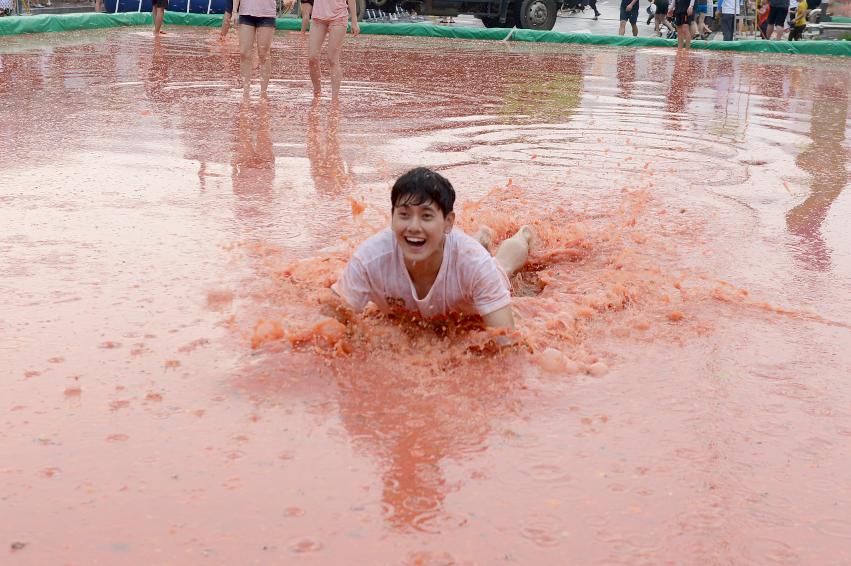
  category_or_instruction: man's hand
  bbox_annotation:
[687,5,693,14]
[481,305,515,331]
[350,21,360,35]
[317,287,355,324]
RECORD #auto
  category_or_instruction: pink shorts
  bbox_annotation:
[311,16,348,27]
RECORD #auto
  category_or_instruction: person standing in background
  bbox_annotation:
[693,0,712,38]
[307,0,360,99]
[647,0,656,25]
[718,0,739,39]
[588,0,601,19]
[652,0,674,35]
[152,0,168,35]
[300,0,313,33]
[756,0,770,37]
[220,0,234,40]
[619,0,640,36]
[234,0,290,98]
[669,0,694,48]
[787,0,798,31]
[765,0,789,38]
[788,0,807,39]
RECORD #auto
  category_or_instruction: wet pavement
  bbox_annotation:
[2,27,851,565]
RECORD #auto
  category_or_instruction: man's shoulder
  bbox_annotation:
[449,229,492,260]
[448,230,502,282]
[351,229,397,268]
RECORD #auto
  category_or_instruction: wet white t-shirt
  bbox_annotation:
[332,228,511,318]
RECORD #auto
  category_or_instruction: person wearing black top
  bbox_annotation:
[668,0,694,48]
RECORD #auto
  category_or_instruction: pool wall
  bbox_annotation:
[1,12,850,57]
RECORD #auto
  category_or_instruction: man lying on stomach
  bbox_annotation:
[321,167,533,335]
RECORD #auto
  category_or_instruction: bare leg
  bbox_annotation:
[766,23,774,39]
[300,2,312,33]
[220,10,231,39]
[619,20,627,35]
[238,23,256,98]
[325,23,347,100]
[153,7,165,34]
[307,19,328,97]
[255,24,275,98]
[630,21,638,36]
[494,225,534,277]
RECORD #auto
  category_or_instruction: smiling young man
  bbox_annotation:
[324,167,533,330]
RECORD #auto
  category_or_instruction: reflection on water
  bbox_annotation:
[232,101,276,234]
[616,51,635,101]
[307,103,355,195]
[335,359,518,533]
[786,75,849,271]
[500,57,585,121]
[1,29,851,565]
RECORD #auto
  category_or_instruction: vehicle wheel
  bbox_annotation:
[480,15,501,27]
[514,0,557,30]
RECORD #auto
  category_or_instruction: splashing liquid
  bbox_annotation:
[2,28,850,566]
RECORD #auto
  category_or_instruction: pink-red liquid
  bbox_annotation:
[2,28,850,565]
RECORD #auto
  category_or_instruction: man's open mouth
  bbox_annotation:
[404,236,426,248]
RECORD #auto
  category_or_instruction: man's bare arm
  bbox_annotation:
[481,305,515,330]
[317,287,357,324]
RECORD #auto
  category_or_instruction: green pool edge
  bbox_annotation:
[1,11,850,57]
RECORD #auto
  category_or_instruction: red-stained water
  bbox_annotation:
[2,28,851,565]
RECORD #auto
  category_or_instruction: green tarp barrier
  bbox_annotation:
[2,11,850,57]
[0,12,149,35]
[831,16,851,23]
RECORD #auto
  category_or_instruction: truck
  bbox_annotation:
[362,0,559,30]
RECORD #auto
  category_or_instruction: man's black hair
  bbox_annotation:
[390,167,455,217]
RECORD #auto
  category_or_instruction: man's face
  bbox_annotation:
[391,200,455,264]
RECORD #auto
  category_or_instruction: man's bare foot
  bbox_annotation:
[516,224,535,247]
[474,225,495,252]
[158,30,167,34]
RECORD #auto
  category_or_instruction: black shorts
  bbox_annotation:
[225,0,233,12]
[620,0,639,22]
[674,9,692,25]
[239,14,276,26]
[788,23,805,38]
[656,1,669,14]
[301,0,313,4]
[767,5,788,26]
[153,0,168,8]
